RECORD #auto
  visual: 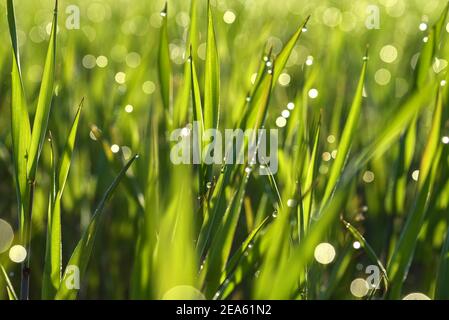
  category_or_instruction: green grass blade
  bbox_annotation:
[6,0,32,232]
[302,118,321,232]
[158,2,172,116]
[1,264,18,300]
[272,16,310,86]
[321,54,368,208]
[219,216,270,284]
[414,2,448,88]
[190,55,206,193]
[55,155,138,299]
[27,0,58,180]
[57,99,83,193]
[42,135,61,299]
[341,218,388,291]
[387,89,443,298]
[201,171,249,297]
[204,1,220,131]
[196,69,273,261]
[435,227,449,299]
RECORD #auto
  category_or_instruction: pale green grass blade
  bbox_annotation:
[418,89,443,189]
[55,155,138,299]
[1,264,18,300]
[57,99,83,193]
[158,3,172,116]
[351,83,434,172]
[42,135,60,299]
[154,165,197,298]
[414,2,448,88]
[27,0,58,180]
[302,118,320,232]
[204,1,220,131]
[173,0,199,128]
[272,15,310,85]
[190,55,206,194]
[321,55,368,208]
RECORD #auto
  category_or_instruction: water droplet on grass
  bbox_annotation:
[9,245,27,263]
[0,219,14,254]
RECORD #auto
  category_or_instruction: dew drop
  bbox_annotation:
[9,245,27,263]
[419,22,427,31]
[287,199,297,207]
[281,110,290,118]
[111,144,120,153]
[314,242,336,265]
[350,278,369,298]
[403,292,430,300]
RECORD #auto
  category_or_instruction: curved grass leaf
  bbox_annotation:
[341,218,388,291]
[272,15,310,86]
[55,155,138,299]
[219,216,270,285]
[321,54,368,208]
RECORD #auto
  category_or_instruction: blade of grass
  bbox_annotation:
[435,227,449,299]
[6,0,32,234]
[204,0,220,131]
[320,53,368,209]
[341,218,388,291]
[1,264,18,300]
[272,15,310,86]
[55,154,138,299]
[158,2,172,121]
[42,101,82,299]
[387,88,444,298]
[27,0,58,181]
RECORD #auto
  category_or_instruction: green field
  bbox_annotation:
[0,0,449,300]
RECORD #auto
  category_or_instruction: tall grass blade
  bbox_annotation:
[55,155,138,299]
[27,0,58,181]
